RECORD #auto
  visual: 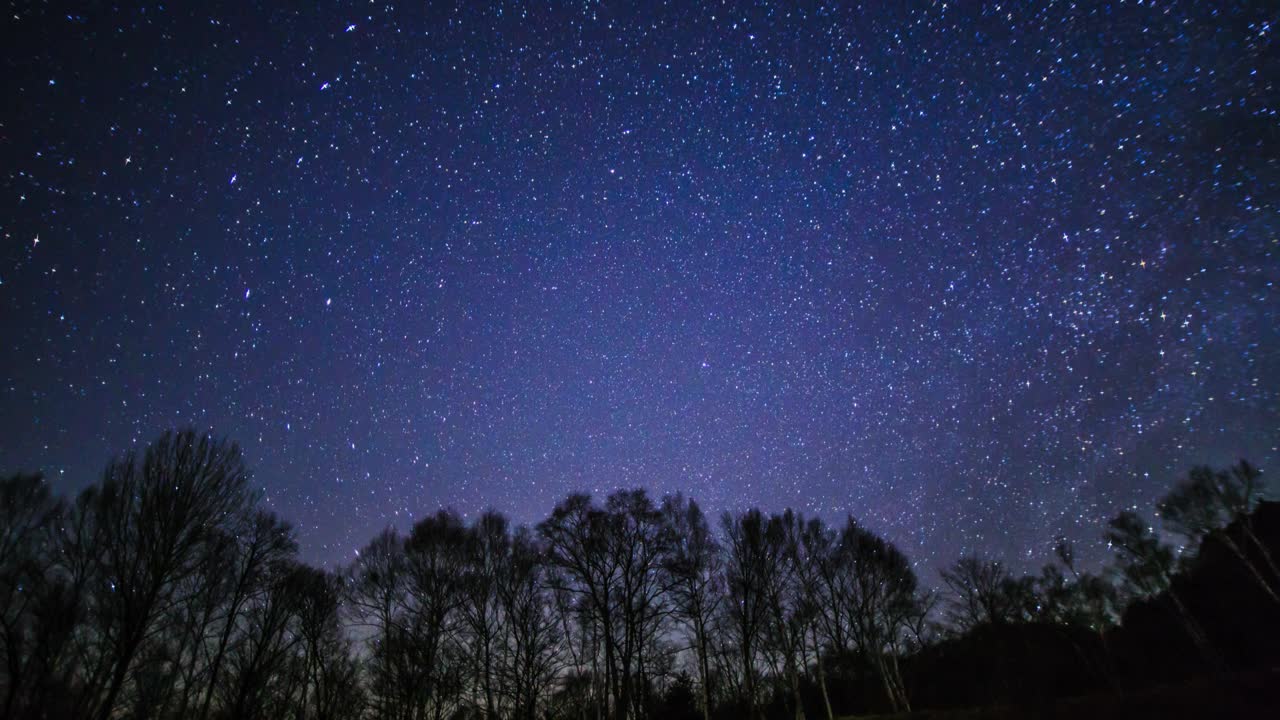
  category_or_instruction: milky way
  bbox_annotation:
[2,2,1276,570]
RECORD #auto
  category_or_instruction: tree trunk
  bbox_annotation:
[96,621,147,720]
[1220,534,1280,605]
[1241,521,1280,582]
[888,652,910,712]
[789,656,806,720]
[482,626,495,719]
[810,626,833,720]
[1168,588,1222,671]
[695,616,713,720]
[741,634,759,720]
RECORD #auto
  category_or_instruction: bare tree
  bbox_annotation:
[940,555,1028,632]
[604,490,672,720]
[1034,538,1118,632]
[831,518,918,713]
[541,490,673,720]
[347,527,409,719]
[460,510,510,718]
[0,473,75,720]
[167,528,236,718]
[55,486,109,719]
[219,562,308,720]
[7,428,1278,720]
[403,509,470,719]
[1159,463,1279,605]
[198,510,297,720]
[295,565,364,720]
[498,527,564,720]
[84,429,255,720]
[720,509,770,720]
[540,494,616,718]
[1106,510,1220,668]
[660,494,722,720]
[758,511,808,720]
[797,517,839,720]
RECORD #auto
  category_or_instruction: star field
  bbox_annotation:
[2,1,1277,570]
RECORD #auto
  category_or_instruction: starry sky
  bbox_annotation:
[2,1,1277,570]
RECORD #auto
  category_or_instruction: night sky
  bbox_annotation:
[2,2,1277,571]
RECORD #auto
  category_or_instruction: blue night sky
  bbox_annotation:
[2,1,1276,571]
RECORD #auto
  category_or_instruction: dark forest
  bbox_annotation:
[2,429,1277,720]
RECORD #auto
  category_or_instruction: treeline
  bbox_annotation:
[1,429,1278,720]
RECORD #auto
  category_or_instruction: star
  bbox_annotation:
[0,0,1272,579]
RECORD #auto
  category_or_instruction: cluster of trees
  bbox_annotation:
[0,432,361,720]
[1,429,1276,720]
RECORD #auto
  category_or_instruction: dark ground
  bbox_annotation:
[845,668,1280,719]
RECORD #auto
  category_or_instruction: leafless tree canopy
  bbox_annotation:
[1,432,1276,720]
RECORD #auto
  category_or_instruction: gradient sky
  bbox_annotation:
[2,1,1276,571]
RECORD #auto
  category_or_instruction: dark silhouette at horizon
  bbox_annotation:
[2,428,1277,720]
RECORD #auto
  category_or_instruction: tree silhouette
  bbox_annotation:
[1106,510,1220,669]
[403,509,471,717]
[0,473,73,720]
[83,430,254,720]
[3,433,1279,719]
[832,517,920,712]
[661,494,722,720]
[294,565,363,720]
[1159,463,1279,606]
[497,527,562,720]
[721,508,771,720]
[941,556,1024,631]
[198,510,296,720]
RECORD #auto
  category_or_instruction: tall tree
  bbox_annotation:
[219,562,308,720]
[1158,463,1279,605]
[940,556,1026,631]
[797,517,839,720]
[661,494,722,720]
[759,511,808,720]
[461,510,511,719]
[721,509,770,720]
[0,473,74,720]
[1106,510,1220,668]
[348,527,409,720]
[295,565,364,720]
[84,429,255,720]
[539,493,620,719]
[198,510,297,720]
[498,527,564,720]
[403,509,471,719]
[605,489,672,720]
[831,517,918,713]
